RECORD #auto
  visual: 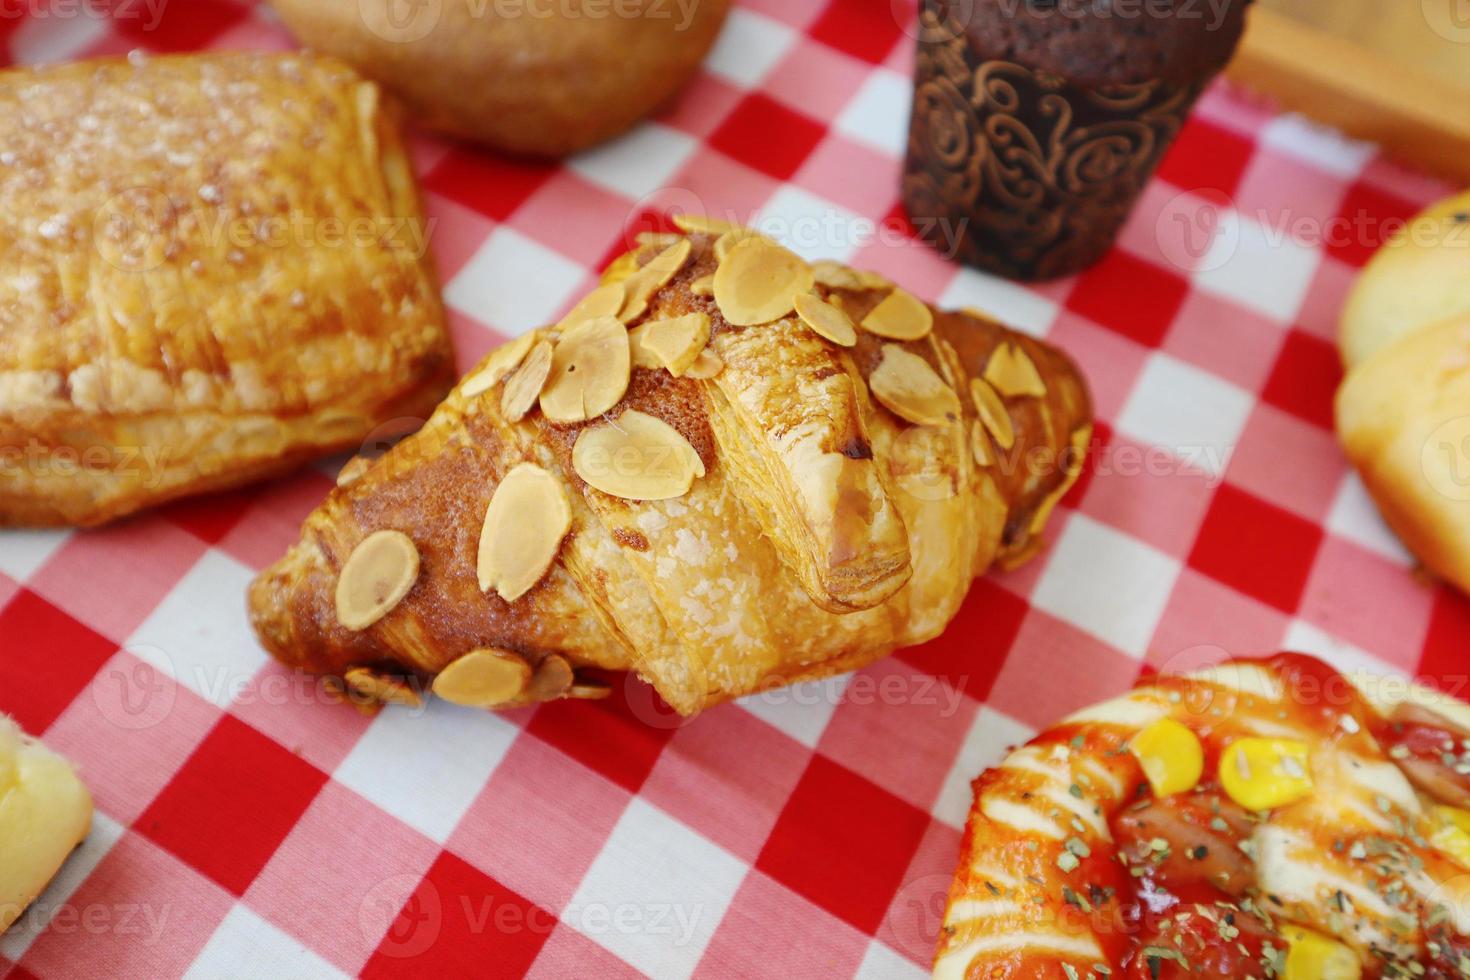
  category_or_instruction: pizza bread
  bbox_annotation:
[935,653,1470,977]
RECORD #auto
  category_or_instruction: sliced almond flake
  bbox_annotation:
[462,332,536,398]
[433,649,531,707]
[568,678,612,700]
[601,250,643,285]
[811,259,863,290]
[713,226,766,262]
[556,282,626,332]
[629,312,711,376]
[539,316,631,422]
[636,231,684,248]
[860,288,934,341]
[628,324,663,371]
[500,339,554,421]
[713,237,814,326]
[618,238,692,322]
[336,455,371,488]
[335,530,419,630]
[984,342,1047,398]
[672,213,742,236]
[856,269,892,291]
[477,463,572,602]
[689,274,715,297]
[527,653,574,701]
[572,410,705,500]
[344,667,423,707]
[869,345,961,427]
[683,349,724,379]
[1026,425,1090,536]
[969,376,1015,450]
[971,420,994,467]
[793,292,857,347]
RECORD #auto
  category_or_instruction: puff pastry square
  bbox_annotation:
[0,52,454,527]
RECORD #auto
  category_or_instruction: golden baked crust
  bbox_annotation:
[0,715,92,935]
[271,0,730,157]
[1340,191,1470,369]
[935,654,1470,977]
[249,231,1092,715]
[0,52,454,527]
[1336,314,1470,595]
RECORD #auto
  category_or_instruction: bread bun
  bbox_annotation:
[271,0,729,158]
[1340,190,1470,368]
[1336,189,1470,594]
[1336,312,1470,595]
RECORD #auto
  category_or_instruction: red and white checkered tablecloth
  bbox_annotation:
[2,1,1468,978]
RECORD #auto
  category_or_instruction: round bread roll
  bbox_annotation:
[271,0,729,158]
[1336,313,1470,595]
[1340,189,1470,368]
[1337,188,1470,596]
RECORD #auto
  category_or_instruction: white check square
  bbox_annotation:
[444,228,587,335]
[1116,352,1252,479]
[1326,473,1414,566]
[333,699,519,844]
[757,185,865,263]
[1031,515,1181,659]
[835,69,912,157]
[932,707,1034,829]
[569,123,698,202]
[702,8,796,88]
[566,798,746,979]
[186,905,348,980]
[939,266,1059,338]
[0,528,69,582]
[1193,211,1322,323]
[126,550,266,709]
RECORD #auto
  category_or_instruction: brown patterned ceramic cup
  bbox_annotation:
[902,0,1248,282]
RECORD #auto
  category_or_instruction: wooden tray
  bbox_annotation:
[1227,5,1470,184]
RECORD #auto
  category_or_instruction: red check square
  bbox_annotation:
[1067,250,1190,348]
[1326,181,1421,267]
[898,577,1030,705]
[526,681,675,794]
[710,93,826,181]
[1261,329,1343,430]
[808,0,905,63]
[1189,483,1324,612]
[0,590,115,734]
[1156,117,1257,198]
[424,150,557,223]
[1421,590,1470,690]
[361,851,556,978]
[756,755,930,934]
[156,484,259,545]
[138,714,328,895]
[114,0,249,50]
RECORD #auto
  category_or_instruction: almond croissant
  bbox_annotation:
[248,223,1092,715]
